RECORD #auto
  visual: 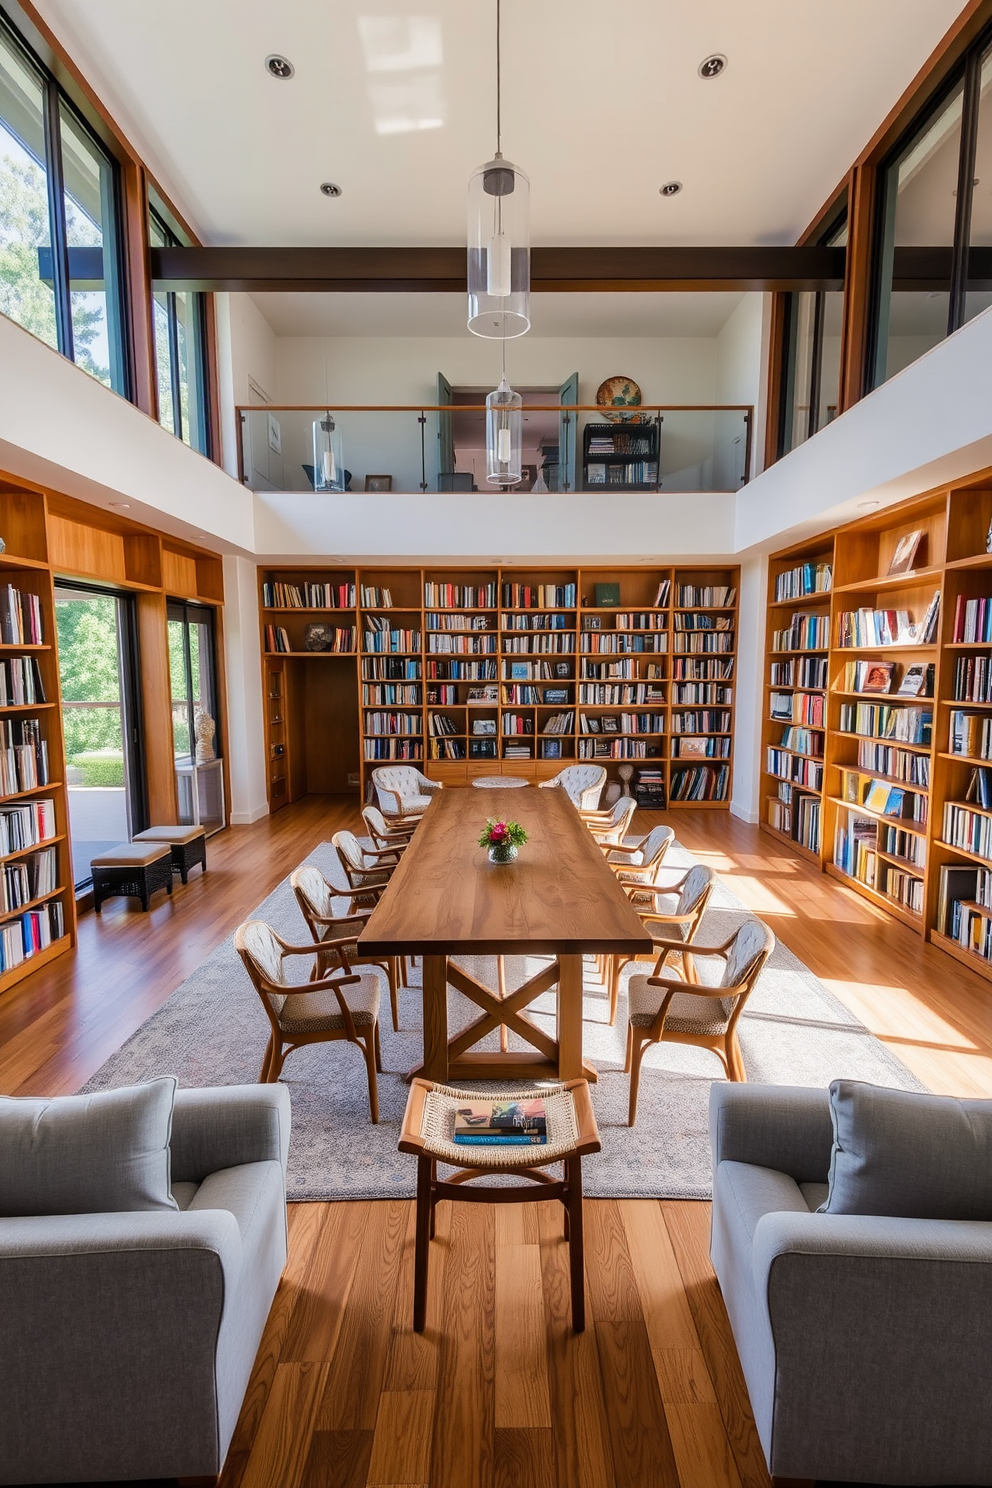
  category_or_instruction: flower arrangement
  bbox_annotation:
[478,818,528,864]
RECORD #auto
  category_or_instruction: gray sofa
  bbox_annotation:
[0,1083,291,1485]
[710,1082,992,1487]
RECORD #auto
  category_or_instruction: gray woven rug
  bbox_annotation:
[83,840,925,1201]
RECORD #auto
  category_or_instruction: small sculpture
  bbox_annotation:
[194,709,216,763]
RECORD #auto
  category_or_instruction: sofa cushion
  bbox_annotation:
[821,1079,992,1220]
[0,1078,179,1216]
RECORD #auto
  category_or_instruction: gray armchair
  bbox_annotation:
[709,1082,992,1487]
[0,1083,291,1485]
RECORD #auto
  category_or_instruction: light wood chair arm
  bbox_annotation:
[604,840,645,858]
[313,911,373,932]
[398,1077,431,1154]
[284,969,363,995]
[645,973,736,999]
[637,909,694,927]
[362,845,402,864]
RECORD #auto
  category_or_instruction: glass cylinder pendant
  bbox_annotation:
[486,376,523,485]
[467,153,531,339]
[312,413,344,492]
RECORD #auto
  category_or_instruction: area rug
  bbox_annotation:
[83,840,925,1201]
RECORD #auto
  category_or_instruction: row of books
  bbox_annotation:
[673,658,733,679]
[577,684,665,705]
[770,656,828,688]
[360,586,394,607]
[770,691,824,726]
[0,655,46,706]
[427,713,459,737]
[964,765,992,810]
[672,614,733,633]
[953,654,992,703]
[633,767,666,807]
[579,634,667,654]
[0,798,56,856]
[778,725,823,759]
[774,561,832,602]
[937,864,992,956]
[673,634,734,654]
[579,713,665,735]
[612,613,668,630]
[834,813,877,888]
[2,586,43,646]
[671,710,731,733]
[0,846,57,912]
[541,711,574,735]
[425,660,496,680]
[504,686,573,705]
[585,432,654,456]
[266,624,358,653]
[766,749,824,790]
[857,740,931,787]
[672,736,731,758]
[500,660,565,681]
[0,717,48,797]
[585,461,657,485]
[0,900,64,972]
[669,763,729,801]
[362,684,422,706]
[362,739,422,761]
[426,635,498,655]
[363,629,421,653]
[837,703,932,745]
[837,594,940,648]
[841,771,927,825]
[578,738,660,759]
[428,739,466,760]
[364,712,421,736]
[952,594,992,644]
[840,659,932,697]
[767,791,821,854]
[943,801,992,860]
[880,865,924,915]
[676,585,735,607]
[426,613,492,632]
[505,613,571,631]
[424,582,497,609]
[503,635,574,655]
[773,614,830,651]
[949,711,992,760]
[879,823,927,868]
[672,683,733,705]
[262,581,356,609]
[501,714,534,736]
[501,583,576,609]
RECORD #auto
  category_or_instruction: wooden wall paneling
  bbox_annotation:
[763,294,789,468]
[122,532,162,589]
[161,547,199,600]
[0,486,49,563]
[304,659,360,794]
[45,514,126,583]
[121,160,157,419]
[194,553,224,602]
[212,602,233,825]
[286,660,308,803]
[135,590,179,824]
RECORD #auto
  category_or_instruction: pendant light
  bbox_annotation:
[485,341,523,485]
[312,412,344,492]
[467,0,530,339]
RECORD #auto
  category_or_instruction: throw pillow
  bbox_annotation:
[0,1077,179,1216]
[820,1079,992,1220]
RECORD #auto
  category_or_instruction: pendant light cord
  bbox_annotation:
[496,0,501,155]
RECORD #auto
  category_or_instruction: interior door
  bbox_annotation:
[558,372,579,493]
[436,372,454,488]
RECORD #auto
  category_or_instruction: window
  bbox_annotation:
[0,17,127,392]
[965,46,992,327]
[168,601,223,832]
[778,209,847,457]
[150,209,211,454]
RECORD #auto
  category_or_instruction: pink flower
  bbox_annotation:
[489,822,507,840]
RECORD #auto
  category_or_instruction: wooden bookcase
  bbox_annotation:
[257,564,740,809]
[760,471,992,986]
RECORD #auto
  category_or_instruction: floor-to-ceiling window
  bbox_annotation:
[149,207,211,455]
[55,585,144,887]
[168,601,223,831]
[779,208,848,456]
[0,17,127,393]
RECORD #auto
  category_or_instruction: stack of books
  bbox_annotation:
[453,1099,547,1146]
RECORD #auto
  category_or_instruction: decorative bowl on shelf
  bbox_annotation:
[596,376,646,423]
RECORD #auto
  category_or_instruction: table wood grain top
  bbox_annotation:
[358,786,654,957]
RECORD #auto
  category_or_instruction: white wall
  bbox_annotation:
[215,293,279,485]
[222,555,268,824]
[715,293,767,484]
[730,552,768,824]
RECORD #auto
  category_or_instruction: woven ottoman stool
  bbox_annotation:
[133,824,207,883]
[91,842,173,912]
[399,1078,601,1333]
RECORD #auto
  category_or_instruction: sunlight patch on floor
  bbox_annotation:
[824,978,980,1048]
[713,876,796,916]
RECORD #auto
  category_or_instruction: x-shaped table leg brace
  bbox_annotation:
[445,960,560,1064]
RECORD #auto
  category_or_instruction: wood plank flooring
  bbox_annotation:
[3,795,992,1488]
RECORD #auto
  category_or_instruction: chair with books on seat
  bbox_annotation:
[625,916,775,1125]
[291,864,402,1032]
[399,1079,601,1333]
[235,918,383,1121]
[538,764,607,810]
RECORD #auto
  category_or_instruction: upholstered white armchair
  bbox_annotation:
[371,765,442,821]
[581,794,637,846]
[538,764,607,810]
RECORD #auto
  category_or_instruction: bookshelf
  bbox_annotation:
[257,564,740,808]
[760,473,992,985]
[582,421,661,492]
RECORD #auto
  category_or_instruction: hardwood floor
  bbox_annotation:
[4,795,992,1488]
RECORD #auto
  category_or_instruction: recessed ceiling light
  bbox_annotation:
[659,181,683,197]
[698,54,727,79]
[265,54,295,79]
[109,501,130,510]
[320,181,342,198]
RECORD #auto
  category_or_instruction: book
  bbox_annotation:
[453,1099,547,1144]
[897,663,927,697]
[886,529,926,575]
[594,583,621,607]
[860,661,895,694]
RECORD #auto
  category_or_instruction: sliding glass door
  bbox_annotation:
[168,600,224,832]
[54,584,143,887]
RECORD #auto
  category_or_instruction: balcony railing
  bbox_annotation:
[237,404,752,495]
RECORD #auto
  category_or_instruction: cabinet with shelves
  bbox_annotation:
[582,422,660,492]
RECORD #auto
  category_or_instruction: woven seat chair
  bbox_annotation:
[609,863,716,1023]
[235,918,383,1122]
[332,830,401,900]
[604,823,676,900]
[625,917,775,1125]
[537,764,607,810]
[581,794,637,847]
[361,803,417,852]
[371,765,442,822]
[291,864,403,1031]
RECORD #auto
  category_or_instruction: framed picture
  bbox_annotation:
[543,688,569,704]
[602,716,620,733]
[586,718,601,733]
[554,662,571,678]
[469,739,497,759]
[266,412,282,454]
[887,529,926,575]
[678,738,709,758]
[861,661,895,694]
[468,685,498,702]
[472,718,497,736]
[365,474,393,492]
[510,662,530,680]
[542,739,562,760]
[583,616,601,631]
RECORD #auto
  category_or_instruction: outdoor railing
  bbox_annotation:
[237,404,752,495]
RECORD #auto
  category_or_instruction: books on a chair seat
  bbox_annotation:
[453,1098,547,1144]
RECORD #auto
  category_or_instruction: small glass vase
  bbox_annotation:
[488,842,518,865]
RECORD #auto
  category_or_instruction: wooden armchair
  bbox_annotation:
[538,764,607,810]
[361,803,417,852]
[624,917,775,1125]
[332,829,401,899]
[581,794,636,847]
[604,824,676,900]
[235,918,383,1121]
[608,863,716,1023]
[371,765,442,822]
[291,864,401,1031]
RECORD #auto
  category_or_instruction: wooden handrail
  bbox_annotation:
[236,403,754,415]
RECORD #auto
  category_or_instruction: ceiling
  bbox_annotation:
[250,290,746,337]
[35,0,965,250]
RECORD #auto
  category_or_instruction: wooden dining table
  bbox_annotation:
[358,786,653,1083]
